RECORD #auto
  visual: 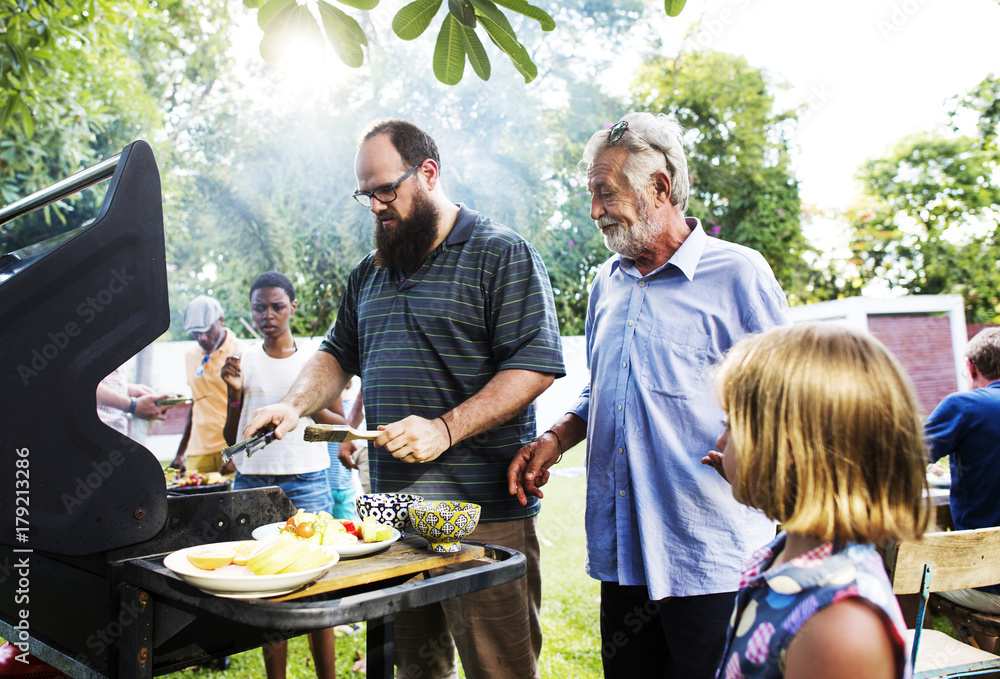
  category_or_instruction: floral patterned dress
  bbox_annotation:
[716,532,910,679]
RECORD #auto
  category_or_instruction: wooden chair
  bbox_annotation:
[931,593,1000,655]
[886,527,1000,678]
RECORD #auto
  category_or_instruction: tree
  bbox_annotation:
[630,50,810,300]
[240,0,686,86]
[847,133,1000,322]
[1,0,234,252]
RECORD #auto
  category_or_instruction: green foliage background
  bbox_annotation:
[3,0,1000,337]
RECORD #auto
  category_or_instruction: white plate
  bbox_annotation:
[163,541,339,598]
[251,522,401,558]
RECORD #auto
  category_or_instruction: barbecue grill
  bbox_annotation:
[0,142,524,679]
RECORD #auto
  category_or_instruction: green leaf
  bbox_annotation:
[448,0,477,29]
[433,14,465,86]
[0,96,18,129]
[459,24,490,80]
[19,102,34,140]
[318,1,367,67]
[664,0,687,17]
[258,0,295,31]
[468,0,537,82]
[491,0,555,31]
[258,3,299,62]
[393,0,442,40]
[333,0,379,9]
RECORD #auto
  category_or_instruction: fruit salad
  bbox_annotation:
[281,510,393,546]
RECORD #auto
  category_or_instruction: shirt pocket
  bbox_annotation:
[639,324,711,400]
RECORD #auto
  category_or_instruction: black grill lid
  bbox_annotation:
[0,141,170,555]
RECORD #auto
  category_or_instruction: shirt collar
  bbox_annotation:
[609,217,706,281]
[443,204,477,248]
[741,532,860,591]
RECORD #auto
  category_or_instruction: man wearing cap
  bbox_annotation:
[173,295,242,473]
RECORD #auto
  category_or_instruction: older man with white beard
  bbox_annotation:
[508,112,790,679]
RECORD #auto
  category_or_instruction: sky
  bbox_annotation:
[648,0,1000,211]
[233,0,1000,216]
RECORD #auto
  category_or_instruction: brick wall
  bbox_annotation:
[868,315,959,418]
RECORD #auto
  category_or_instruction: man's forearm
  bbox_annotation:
[543,412,587,454]
[283,350,352,417]
[441,369,555,443]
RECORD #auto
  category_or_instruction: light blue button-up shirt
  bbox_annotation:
[571,219,789,599]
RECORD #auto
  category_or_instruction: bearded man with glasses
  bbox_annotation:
[244,118,565,679]
[508,111,790,678]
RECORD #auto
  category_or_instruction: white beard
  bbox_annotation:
[598,195,662,261]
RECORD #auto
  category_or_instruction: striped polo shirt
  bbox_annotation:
[320,205,565,521]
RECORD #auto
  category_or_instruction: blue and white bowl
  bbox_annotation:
[355,493,424,532]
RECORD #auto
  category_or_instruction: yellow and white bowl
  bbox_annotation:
[409,501,481,553]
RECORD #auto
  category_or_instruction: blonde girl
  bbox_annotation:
[702,323,928,679]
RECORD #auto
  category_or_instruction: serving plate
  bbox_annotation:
[252,522,401,558]
[163,541,339,598]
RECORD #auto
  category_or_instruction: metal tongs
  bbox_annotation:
[221,423,277,463]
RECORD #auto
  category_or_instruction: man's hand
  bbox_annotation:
[221,355,242,392]
[135,394,170,420]
[170,453,186,473]
[700,450,729,483]
[338,441,358,470]
[379,415,450,464]
[220,458,237,474]
[507,433,560,506]
[242,403,301,441]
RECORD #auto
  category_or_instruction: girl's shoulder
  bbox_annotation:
[724,541,908,679]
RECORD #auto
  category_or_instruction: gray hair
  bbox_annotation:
[582,112,690,214]
[967,327,1000,381]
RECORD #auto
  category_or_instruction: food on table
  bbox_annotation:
[232,540,260,566]
[186,545,238,570]
[280,509,393,545]
[164,468,226,488]
[246,535,335,575]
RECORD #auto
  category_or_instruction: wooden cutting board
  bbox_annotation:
[270,536,486,601]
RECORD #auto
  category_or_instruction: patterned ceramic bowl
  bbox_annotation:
[355,493,424,532]
[409,500,481,553]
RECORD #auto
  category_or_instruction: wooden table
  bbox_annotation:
[271,536,488,601]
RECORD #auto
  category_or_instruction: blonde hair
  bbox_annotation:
[715,323,928,543]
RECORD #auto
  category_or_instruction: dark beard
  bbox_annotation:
[372,190,439,277]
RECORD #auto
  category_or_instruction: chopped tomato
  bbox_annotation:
[285,517,297,527]
[295,522,315,538]
[340,520,358,537]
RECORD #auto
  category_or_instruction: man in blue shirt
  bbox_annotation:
[245,119,564,679]
[508,112,789,678]
[926,327,1000,616]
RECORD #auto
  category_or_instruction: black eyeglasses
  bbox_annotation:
[352,164,422,207]
[609,119,674,174]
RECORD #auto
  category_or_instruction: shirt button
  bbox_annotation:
[617,405,622,411]
[619,490,626,496]
[628,320,634,326]
[638,281,646,287]
[618,448,624,454]
[622,362,627,369]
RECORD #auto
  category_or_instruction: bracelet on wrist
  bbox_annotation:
[544,429,564,463]
[438,417,453,448]
[126,397,138,416]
